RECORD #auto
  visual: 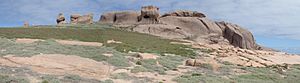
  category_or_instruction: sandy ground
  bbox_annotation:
[55,40,103,47]
[0,54,113,80]
[15,38,43,43]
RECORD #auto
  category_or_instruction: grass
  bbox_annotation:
[0,24,196,57]
[111,72,153,83]
[40,74,103,83]
[174,73,232,83]
[157,55,186,70]
[0,74,29,83]
[174,64,300,83]
[131,55,185,74]
[137,59,166,74]
[0,38,131,67]
[231,66,300,83]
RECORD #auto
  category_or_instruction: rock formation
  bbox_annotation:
[71,13,93,24]
[99,11,139,24]
[162,10,206,18]
[138,5,160,24]
[56,13,67,25]
[23,21,29,28]
[99,6,260,50]
[216,21,258,49]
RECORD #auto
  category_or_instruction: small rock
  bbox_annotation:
[185,59,196,66]
[107,40,122,44]
[245,50,256,55]
[138,53,159,60]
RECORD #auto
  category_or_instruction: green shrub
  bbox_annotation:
[174,73,232,83]
[131,66,149,73]
[0,74,29,83]
[139,59,166,74]
[157,55,185,70]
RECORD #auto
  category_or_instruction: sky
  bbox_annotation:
[0,0,299,54]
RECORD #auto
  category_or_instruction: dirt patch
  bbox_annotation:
[261,54,300,64]
[0,54,113,80]
[15,38,43,44]
[56,40,103,47]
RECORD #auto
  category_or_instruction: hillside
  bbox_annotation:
[0,24,299,83]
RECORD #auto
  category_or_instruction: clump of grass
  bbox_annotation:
[40,75,61,83]
[111,72,153,83]
[111,72,132,80]
[131,66,149,73]
[157,55,185,70]
[131,55,185,74]
[41,74,102,83]
[174,73,232,83]
[102,79,114,83]
[138,59,166,74]
[0,74,29,83]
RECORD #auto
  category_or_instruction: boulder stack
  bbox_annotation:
[99,11,139,24]
[71,13,93,24]
[99,6,260,50]
[56,13,67,25]
[138,5,160,24]
[162,10,206,18]
[24,21,29,28]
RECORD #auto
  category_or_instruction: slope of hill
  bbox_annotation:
[0,24,300,83]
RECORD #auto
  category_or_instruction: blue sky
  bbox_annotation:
[0,0,299,53]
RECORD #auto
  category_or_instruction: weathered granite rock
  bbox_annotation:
[138,5,160,24]
[24,21,29,28]
[162,10,206,18]
[56,13,67,25]
[71,13,93,24]
[99,6,259,50]
[99,11,139,24]
[216,21,258,49]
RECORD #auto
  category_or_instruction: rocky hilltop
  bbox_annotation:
[99,5,259,50]
[6,5,298,83]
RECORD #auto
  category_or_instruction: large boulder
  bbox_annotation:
[56,13,67,25]
[98,6,259,50]
[138,5,160,24]
[99,11,139,24]
[216,21,258,49]
[132,24,190,39]
[162,10,206,18]
[71,13,93,24]
[160,16,223,41]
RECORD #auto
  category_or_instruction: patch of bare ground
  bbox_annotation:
[15,38,43,44]
[0,54,113,80]
[55,40,103,47]
[110,60,193,83]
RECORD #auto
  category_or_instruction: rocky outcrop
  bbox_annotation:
[138,5,160,24]
[56,13,67,25]
[216,21,258,49]
[99,6,260,50]
[99,11,139,24]
[71,13,93,24]
[162,10,206,18]
[23,21,29,28]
